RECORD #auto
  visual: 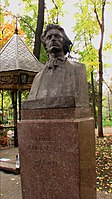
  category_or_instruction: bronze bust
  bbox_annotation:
[26,24,89,109]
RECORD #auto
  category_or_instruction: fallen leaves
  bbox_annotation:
[96,135,112,193]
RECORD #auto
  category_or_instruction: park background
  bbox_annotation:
[0,0,112,198]
[0,0,112,133]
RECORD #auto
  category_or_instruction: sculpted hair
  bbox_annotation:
[41,24,72,55]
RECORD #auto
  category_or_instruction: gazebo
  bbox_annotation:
[0,32,43,147]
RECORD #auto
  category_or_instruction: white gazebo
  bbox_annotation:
[0,32,44,146]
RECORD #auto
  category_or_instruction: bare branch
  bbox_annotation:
[52,0,59,24]
[52,0,58,9]
[102,0,107,31]
[94,6,102,29]
[103,78,112,94]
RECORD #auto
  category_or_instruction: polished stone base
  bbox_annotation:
[18,108,96,199]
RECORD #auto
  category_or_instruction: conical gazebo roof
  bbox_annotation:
[0,33,44,89]
[0,33,43,73]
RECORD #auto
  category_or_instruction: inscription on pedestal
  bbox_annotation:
[18,120,80,199]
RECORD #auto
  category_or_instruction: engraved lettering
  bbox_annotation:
[27,144,65,152]
[29,135,54,142]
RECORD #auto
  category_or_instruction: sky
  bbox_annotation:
[2,0,112,88]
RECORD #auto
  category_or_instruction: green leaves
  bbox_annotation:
[39,44,48,64]
[19,15,36,46]
[45,0,65,24]
[4,0,9,6]
[73,1,99,48]
[23,0,38,16]
[17,0,38,47]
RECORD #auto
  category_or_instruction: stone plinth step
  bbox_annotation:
[0,158,20,174]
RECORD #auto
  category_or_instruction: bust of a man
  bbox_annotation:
[26,24,89,108]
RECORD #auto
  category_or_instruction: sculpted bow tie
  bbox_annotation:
[46,57,67,70]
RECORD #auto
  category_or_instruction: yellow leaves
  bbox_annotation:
[0,9,25,49]
[103,42,112,51]
[18,29,24,37]
[0,21,14,48]
[85,61,99,67]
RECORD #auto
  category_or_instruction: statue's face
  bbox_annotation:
[45,29,64,54]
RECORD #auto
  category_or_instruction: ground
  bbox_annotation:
[1,172,112,199]
[0,127,112,199]
[0,172,22,199]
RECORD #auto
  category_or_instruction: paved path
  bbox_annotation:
[0,171,112,199]
[95,127,112,135]
[0,172,22,199]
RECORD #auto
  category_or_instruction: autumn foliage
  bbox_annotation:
[0,8,24,49]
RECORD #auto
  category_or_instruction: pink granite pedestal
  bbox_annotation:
[18,108,96,199]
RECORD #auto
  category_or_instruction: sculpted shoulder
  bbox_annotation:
[64,59,86,75]
[67,59,86,69]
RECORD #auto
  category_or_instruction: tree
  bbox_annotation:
[2,0,66,59]
[0,8,24,48]
[18,0,38,48]
[33,0,65,59]
[73,0,99,128]
[33,0,45,59]
[92,0,107,137]
[73,0,111,136]
[45,0,65,24]
[18,0,65,59]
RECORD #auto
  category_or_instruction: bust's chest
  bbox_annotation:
[37,63,77,99]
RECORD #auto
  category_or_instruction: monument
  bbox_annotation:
[18,24,96,199]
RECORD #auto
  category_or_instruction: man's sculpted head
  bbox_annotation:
[41,24,72,56]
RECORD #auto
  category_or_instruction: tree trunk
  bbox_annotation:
[98,49,103,137]
[33,0,45,60]
[91,69,97,128]
[98,1,107,137]
[94,0,106,137]
[108,92,111,121]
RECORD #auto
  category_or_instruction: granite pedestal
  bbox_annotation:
[18,107,96,199]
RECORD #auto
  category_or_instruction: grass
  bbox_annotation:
[103,120,112,127]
